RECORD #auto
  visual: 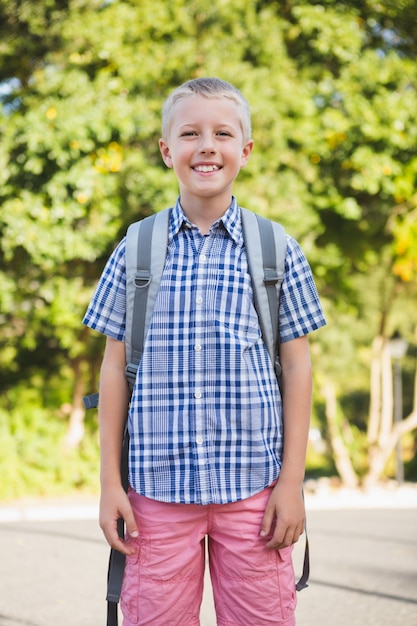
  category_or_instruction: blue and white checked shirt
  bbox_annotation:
[83,198,326,505]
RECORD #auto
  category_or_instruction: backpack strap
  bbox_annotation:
[296,525,310,591]
[81,209,171,410]
[240,208,286,374]
[125,208,171,389]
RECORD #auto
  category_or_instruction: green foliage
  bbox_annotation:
[1,0,417,495]
[305,442,337,480]
[0,386,99,500]
[404,434,417,481]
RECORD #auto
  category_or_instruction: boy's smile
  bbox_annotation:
[159,94,253,219]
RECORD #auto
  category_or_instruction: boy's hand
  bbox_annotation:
[99,485,139,556]
[260,480,305,550]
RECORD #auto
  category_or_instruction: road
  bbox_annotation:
[0,500,416,625]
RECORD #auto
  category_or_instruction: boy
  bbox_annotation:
[83,77,326,625]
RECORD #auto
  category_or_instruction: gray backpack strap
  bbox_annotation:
[125,208,171,389]
[241,207,286,372]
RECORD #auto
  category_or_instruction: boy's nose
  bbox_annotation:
[198,133,216,153]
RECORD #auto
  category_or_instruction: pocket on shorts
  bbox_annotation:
[121,535,151,623]
[276,545,297,620]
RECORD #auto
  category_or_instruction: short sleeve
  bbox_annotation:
[82,238,127,341]
[279,235,326,342]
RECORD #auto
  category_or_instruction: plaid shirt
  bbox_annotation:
[83,198,326,505]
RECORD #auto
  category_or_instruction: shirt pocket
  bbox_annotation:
[212,269,261,347]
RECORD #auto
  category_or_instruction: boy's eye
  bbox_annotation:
[180,130,232,137]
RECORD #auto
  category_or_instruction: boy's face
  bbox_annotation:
[159,94,253,211]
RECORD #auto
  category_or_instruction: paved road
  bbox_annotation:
[0,505,416,625]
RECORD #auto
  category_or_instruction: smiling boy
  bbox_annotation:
[158,89,253,233]
[83,77,326,625]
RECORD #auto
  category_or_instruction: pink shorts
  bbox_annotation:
[121,486,296,626]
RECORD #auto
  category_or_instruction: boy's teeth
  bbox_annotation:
[194,165,220,172]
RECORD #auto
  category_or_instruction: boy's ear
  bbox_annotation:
[159,138,173,168]
[240,140,254,168]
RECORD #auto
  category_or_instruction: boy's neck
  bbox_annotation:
[180,196,232,235]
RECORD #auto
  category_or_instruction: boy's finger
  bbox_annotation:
[114,537,136,556]
[119,501,139,540]
[106,525,137,556]
[259,505,274,539]
[266,527,290,550]
[267,521,303,550]
[125,519,139,540]
[266,521,287,549]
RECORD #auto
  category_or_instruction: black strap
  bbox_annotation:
[106,545,125,607]
[296,531,310,591]
[106,532,125,625]
[296,490,310,591]
[106,427,130,626]
[83,392,99,410]
[107,600,118,626]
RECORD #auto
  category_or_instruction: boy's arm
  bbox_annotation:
[98,336,138,555]
[261,334,312,549]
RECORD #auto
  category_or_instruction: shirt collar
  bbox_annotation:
[170,196,243,246]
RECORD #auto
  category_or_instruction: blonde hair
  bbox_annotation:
[161,77,252,142]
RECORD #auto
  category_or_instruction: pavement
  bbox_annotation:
[1,482,416,626]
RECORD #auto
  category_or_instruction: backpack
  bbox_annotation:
[84,207,309,626]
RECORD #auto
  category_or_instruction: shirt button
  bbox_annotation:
[196,296,203,305]
[200,254,207,262]
[196,436,203,445]
[194,344,202,351]
[194,390,202,399]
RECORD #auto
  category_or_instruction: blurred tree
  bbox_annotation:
[1,0,416,494]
